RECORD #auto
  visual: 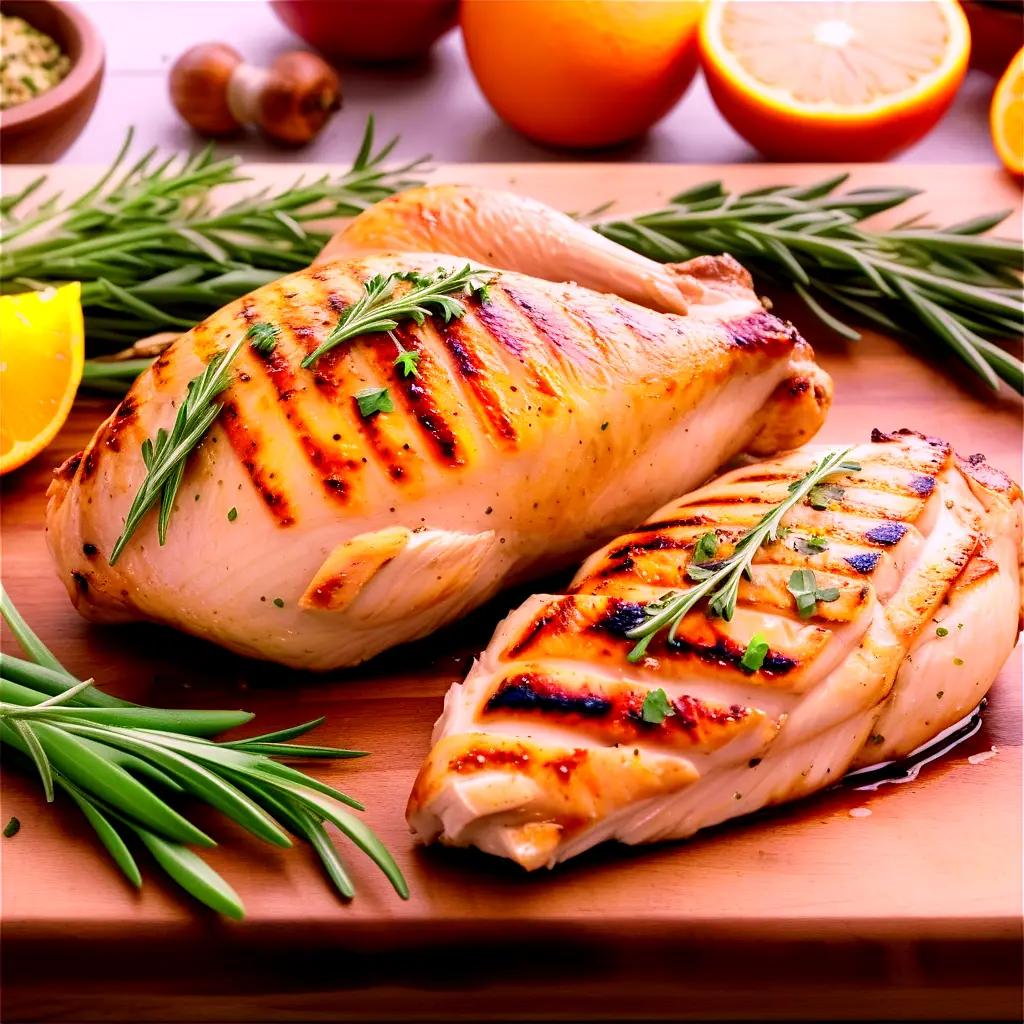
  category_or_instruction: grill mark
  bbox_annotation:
[505,600,576,659]
[630,515,710,533]
[608,534,690,560]
[588,602,797,675]
[437,318,518,443]
[247,333,359,505]
[501,282,593,368]
[613,300,679,347]
[483,673,755,752]
[473,296,558,396]
[450,745,533,773]
[56,451,83,482]
[219,400,294,525]
[385,326,464,466]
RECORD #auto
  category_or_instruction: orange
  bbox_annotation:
[0,283,84,476]
[700,0,971,161]
[990,46,1024,176]
[460,0,704,149]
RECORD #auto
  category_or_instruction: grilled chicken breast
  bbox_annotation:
[408,430,1023,868]
[47,250,830,669]
[318,184,729,317]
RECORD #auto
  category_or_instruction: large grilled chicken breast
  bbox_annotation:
[408,430,1023,868]
[46,250,830,669]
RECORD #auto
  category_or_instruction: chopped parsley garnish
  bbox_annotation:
[953,657,964,666]
[272,597,285,608]
[786,568,841,619]
[793,533,829,555]
[354,387,393,418]
[393,349,421,378]
[806,481,845,511]
[740,633,769,672]
[227,507,238,522]
[3,817,20,838]
[641,688,676,725]
[935,626,949,637]
[692,531,719,564]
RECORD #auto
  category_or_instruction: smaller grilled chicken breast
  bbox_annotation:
[318,184,749,318]
[408,430,1023,869]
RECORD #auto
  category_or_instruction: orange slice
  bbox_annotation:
[700,0,971,160]
[0,283,84,476]
[991,46,1024,176]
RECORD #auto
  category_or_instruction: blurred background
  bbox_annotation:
[4,0,1020,167]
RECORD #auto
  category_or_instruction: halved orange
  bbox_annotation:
[700,0,971,160]
[991,46,1024,176]
[0,283,84,476]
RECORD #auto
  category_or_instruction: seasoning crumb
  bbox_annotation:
[967,747,998,766]
[273,597,285,608]
[848,807,872,818]
[953,657,964,666]
[3,816,20,838]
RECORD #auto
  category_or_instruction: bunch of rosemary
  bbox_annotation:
[0,117,427,351]
[0,586,407,918]
[594,176,1023,393]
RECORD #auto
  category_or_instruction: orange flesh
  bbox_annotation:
[719,0,954,107]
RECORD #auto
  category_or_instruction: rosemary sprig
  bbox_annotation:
[594,177,1023,393]
[80,357,155,395]
[0,118,428,351]
[300,265,492,368]
[626,448,859,662]
[107,327,275,564]
[0,585,407,916]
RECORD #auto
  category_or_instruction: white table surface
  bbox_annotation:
[57,0,1002,167]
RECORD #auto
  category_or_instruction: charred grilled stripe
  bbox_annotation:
[486,673,613,717]
[437,318,519,443]
[472,296,559,397]
[247,334,359,505]
[449,745,533,773]
[219,401,295,526]
[504,599,577,660]
[502,282,595,369]
[380,327,464,466]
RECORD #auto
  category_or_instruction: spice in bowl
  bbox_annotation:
[1,14,71,110]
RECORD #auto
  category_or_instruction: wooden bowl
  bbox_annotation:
[0,0,104,163]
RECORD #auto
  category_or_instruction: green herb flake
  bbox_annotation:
[273,597,285,608]
[953,657,964,666]
[786,568,841,619]
[245,322,280,353]
[227,507,238,522]
[935,626,949,637]
[3,817,20,838]
[692,531,719,565]
[393,349,421,378]
[806,482,844,511]
[793,533,829,555]
[354,387,394,418]
[641,688,676,725]
[740,633,769,673]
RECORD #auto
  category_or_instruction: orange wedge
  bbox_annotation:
[0,283,84,476]
[991,46,1024,176]
[700,0,971,160]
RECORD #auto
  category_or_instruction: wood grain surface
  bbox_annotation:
[1,163,1022,1023]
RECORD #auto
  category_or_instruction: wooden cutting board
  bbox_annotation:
[2,163,1021,1023]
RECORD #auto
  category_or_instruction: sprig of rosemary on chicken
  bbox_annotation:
[626,448,861,662]
[109,266,492,562]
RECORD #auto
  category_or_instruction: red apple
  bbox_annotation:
[270,0,458,63]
